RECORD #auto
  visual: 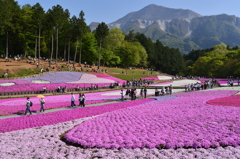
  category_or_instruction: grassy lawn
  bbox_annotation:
[107,68,158,75]
[109,74,156,81]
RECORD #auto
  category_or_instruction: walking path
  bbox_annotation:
[2,85,238,120]
[0,101,122,119]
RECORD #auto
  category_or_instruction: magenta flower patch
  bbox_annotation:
[207,94,240,107]
[0,90,124,116]
[0,98,154,133]
[64,90,240,149]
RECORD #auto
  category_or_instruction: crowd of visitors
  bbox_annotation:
[122,79,155,88]
[123,87,148,100]
[184,79,217,92]
[154,85,173,96]
[57,86,67,93]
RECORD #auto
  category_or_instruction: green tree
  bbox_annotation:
[47,5,68,64]
[101,48,120,66]
[19,4,34,57]
[82,33,98,64]
[95,22,109,69]
[116,41,140,68]
[105,28,125,50]
[78,10,90,64]
[32,2,45,66]
[0,0,21,58]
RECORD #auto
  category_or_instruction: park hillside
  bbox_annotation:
[1,0,240,78]
[2,1,240,158]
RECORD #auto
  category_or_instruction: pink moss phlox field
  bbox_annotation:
[67,74,115,83]
[0,99,108,116]
[207,94,240,107]
[142,76,159,80]
[64,90,240,149]
[0,79,32,85]
[216,79,238,85]
[0,72,126,93]
[20,72,85,83]
[150,81,173,86]
[0,82,116,93]
[89,73,126,84]
[0,98,154,133]
[0,91,123,116]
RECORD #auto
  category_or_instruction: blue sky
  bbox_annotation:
[16,0,240,25]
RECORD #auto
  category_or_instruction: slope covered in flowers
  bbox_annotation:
[2,117,240,158]
[20,72,85,83]
[0,98,154,133]
[0,72,126,93]
[0,90,126,116]
[64,90,240,149]
[207,94,240,107]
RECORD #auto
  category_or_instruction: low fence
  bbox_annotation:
[0,85,185,97]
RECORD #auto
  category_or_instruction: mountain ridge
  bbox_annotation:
[90,4,240,54]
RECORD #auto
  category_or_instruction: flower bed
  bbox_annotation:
[207,94,240,107]
[0,90,126,116]
[64,90,240,149]
[32,80,51,84]
[0,79,31,85]
[21,72,85,83]
[152,79,200,87]
[0,98,154,133]
[0,72,126,93]
[216,79,239,86]
[157,75,173,80]
[0,82,16,86]
[0,82,117,93]
[67,74,115,83]
[1,116,240,158]
[0,99,108,116]
[142,76,159,80]
[89,73,126,84]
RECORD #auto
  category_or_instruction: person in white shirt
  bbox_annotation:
[161,87,165,95]
[71,93,76,107]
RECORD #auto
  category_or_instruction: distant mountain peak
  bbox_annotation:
[89,4,240,54]
[108,4,202,30]
[112,4,201,23]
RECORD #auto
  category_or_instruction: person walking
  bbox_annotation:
[71,93,76,107]
[133,88,137,100]
[78,93,82,106]
[161,86,165,95]
[39,97,45,112]
[144,87,147,98]
[121,89,124,101]
[24,97,32,115]
[125,89,130,100]
[169,84,173,95]
[80,94,85,107]
[140,88,144,99]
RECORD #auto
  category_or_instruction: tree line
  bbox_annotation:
[0,0,186,75]
[184,45,240,78]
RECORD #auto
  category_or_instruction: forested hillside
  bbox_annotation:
[0,0,185,75]
[184,45,240,78]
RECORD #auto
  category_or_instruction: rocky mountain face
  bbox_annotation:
[90,4,240,54]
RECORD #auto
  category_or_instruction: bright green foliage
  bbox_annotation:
[95,22,109,68]
[186,44,240,77]
[105,28,125,50]
[101,48,120,66]
[116,41,141,68]
[81,33,98,64]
